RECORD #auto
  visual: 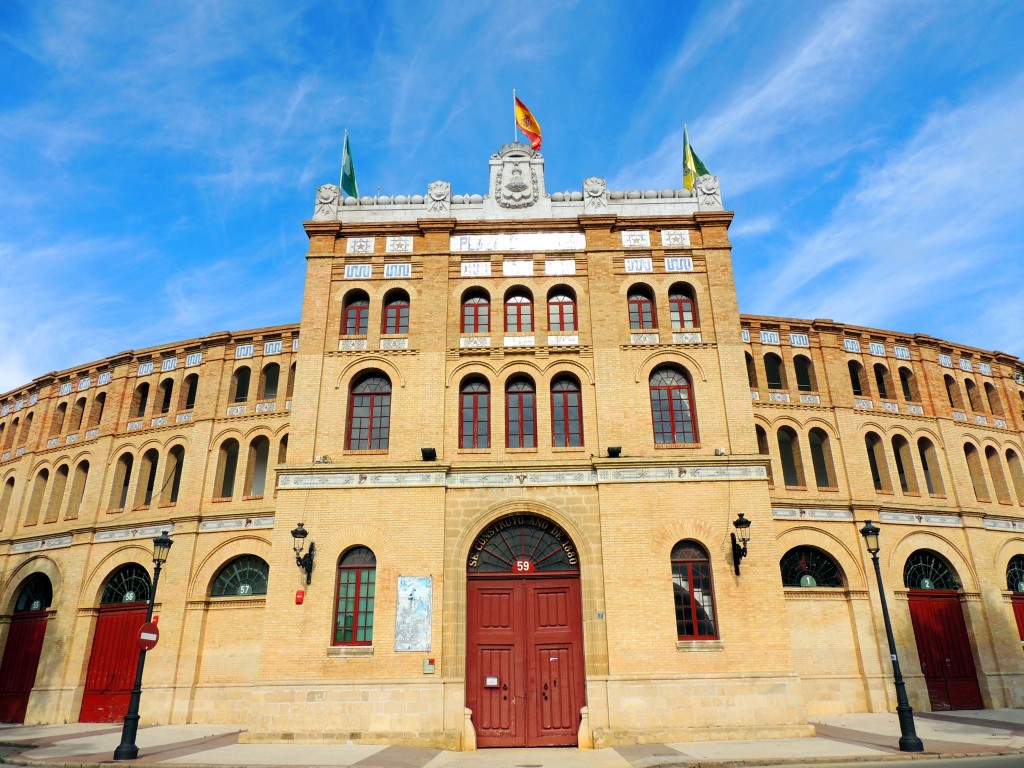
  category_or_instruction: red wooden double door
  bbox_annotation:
[79,603,148,722]
[0,611,49,722]
[907,591,983,710]
[466,576,586,747]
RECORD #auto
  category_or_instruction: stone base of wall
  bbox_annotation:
[799,674,871,716]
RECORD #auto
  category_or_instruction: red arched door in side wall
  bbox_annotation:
[907,591,983,710]
[0,573,54,723]
[79,603,149,722]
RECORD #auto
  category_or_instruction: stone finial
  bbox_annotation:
[313,184,340,220]
[426,180,451,214]
[583,177,607,212]
[695,175,723,210]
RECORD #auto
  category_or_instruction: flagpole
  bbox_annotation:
[513,88,517,144]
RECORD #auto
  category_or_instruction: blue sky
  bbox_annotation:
[1,1,1022,393]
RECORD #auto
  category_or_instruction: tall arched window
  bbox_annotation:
[230,367,251,403]
[334,547,376,646]
[18,412,33,448]
[1006,449,1024,505]
[1,477,17,529]
[794,355,816,392]
[865,432,892,492]
[668,284,698,329]
[547,289,577,332]
[346,374,392,450]
[286,363,297,399]
[745,353,758,389]
[985,383,1003,416]
[918,437,945,497]
[211,555,269,597]
[50,402,67,436]
[777,426,805,487]
[133,383,149,418]
[159,379,174,414]
[25,469,49,526]
[671,541,717,640]
[944,375,963,409]
[963,443,989,501]
[551,376,583,447]
[110,452,134,510]
[461,290,490,333]
[181,374,199,411]
[89,392,106,426]
[891,435,919,494]
[1007,555,1024,593]
[245,436,271,497]
[160,446,184,505]
[44,464,69,523]
[899,367,917,402]
[66,460,89,520]
[986,446,1010,504]
[342,290,370,336]
[764,354,786,390]
[382,289,410,334]
[259,364,280,401]
[505,377,536,448]
[780,547,843,587]
[70,397,87,432]
[135,448,159,508]
[215,439,239,499]
[808,428,836,489]
[848,361,867,396]
[874,364,892,400]
[627,286,657,330]
[649,367,697,445]
[755,425,773,486]
[965,379,982,412]
[4,418,18,450]
[504,290,533,333]
[460,378,490,449]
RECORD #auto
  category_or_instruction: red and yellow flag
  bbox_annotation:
[514,96,542,150]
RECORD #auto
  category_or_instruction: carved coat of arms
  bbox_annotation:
[496,161,538,209]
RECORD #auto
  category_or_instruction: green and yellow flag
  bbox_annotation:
[683,124,710,190]
[340,130,358,198]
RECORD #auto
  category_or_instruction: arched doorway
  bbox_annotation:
[0,573,53,722]
[465,514,586,747]
[1007,556,1024,647]
[904,550,982,710]
[79,564,151,722]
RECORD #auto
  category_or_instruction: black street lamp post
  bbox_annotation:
[859,520,924,753]
[113,530,173,761]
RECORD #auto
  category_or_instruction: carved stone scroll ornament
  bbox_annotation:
[496,162,539,209]
[427,180,451,214]
[583,177,608,212]
[695,175,722,210]
[314,184,340,220]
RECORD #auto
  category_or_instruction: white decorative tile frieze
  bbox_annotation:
[199,516,275,532]
[789,333,810,347]
[380,338,409,350]
[256,402,276,413]
[952,410,967,421]
[984,518,1024,532]
[186,352,203,366]
[292,338,300,352]
[504,336,535,347]
[769,392,791,402]
[621,231,651,247]
[958,358,973,371]
[15,447,26,456]
[127,420,143,430]
[263,340,283,355]
[855,399,873,409]
[235,344,254,359]
[460,261,492,277]
[151,416,168,427]
[938,354,952,367]
[460,336,491,348]
[98,372,112,385]
[59,382,72,395]
[750,390,760,400]
[547,335,579,346]
[385,236,413,253]
[772,507,853,521]
[974,415,987,425]
[78,378,91,391]
[1,405,8,416]
[346,237,375,254]
[95,523,176,543]
[226,405,247,416]
[894,345,911,360]
[339,339,368,351]
[28,393,38,405]
[741,329,750,343]
[624,257,653,273]
[664,256,693,272]
[286,400,292,410]
[384,262,412,278]
[502,259,534,276]
[882,402,899,412]
[66,434,79,444]
[906,404,924,415]
[630,333,660,345]
[14,399,24,411]
[879,511,961,527]
[600,465,767,483]
[85,428,100,439]
[760,331,780,345]
[344,263,372,279]
[12,535,73,553]
[1,451,10,461]
[279,471,447,490]
[46,437,60,448]
[994,418,1007,428]
[161,358,178,372]
[978,362,992,376]
[799,394,821,404]
[451,232,585,252]
[672,332,702,343]
[137,362,154,376]
[175,412,193,423]
[661,230,691,247]
[545,259,576,276]
[869,342,886,357]
[843,339,861,353]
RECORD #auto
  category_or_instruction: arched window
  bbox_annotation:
[182,374,199,411]
[135,448,159,508]
[985,383,1003,416]
[755,425,773,486]
[1,418,14,450]
[764,354,786,390]
[671,541,717,640]
[278,434,289,466]
[551,376,583,447]
[1006,449,1024,505]
[547,289,577,332]
[903,551,958,590]
[505,377,536,448]
[865,432,892,492]
[460,378,490,449]
[649,367,697,445]
[963,443,989,501]
[986,446,1010,504]
[891,435,919,494]
[1007,555,1024,593]
[245,436,271,497]
[211,555,269,597]
[944,375,963,409]
[230,367,251,403]
[159,378,174,414]
[286,363,297,399]
[1,478,17,529]
[346,374,392,450]
[918,438,945,497]
[101,564,151,604]
[504,290,533,333]
[161,446,184,505]
[66,460,89,520]
[965,379,982,412]
[89,392,106,426]
[848,361,867,396]
[333,547,376,646]
[342,290,370,335]
[461,290,490,333]
[382,289,410,334]
[110,453,134,510]
[780,547,843,587]
[627,286,657,330]
[50,402,67,436]
[745,353,758,389]
[25,469,49,526]
[668,284,698,328]
[70,397,87,432]
[18,412,33,447]
[874,364,892,400]
[259,363,280,401]
[794,355,816,392]
[777,426,805,487]
[808,428,837,489]
[14,573,53,612]
[899,367,917,402]
[44,464,69,523]
[133,383,150,418]
[215,439,239,499]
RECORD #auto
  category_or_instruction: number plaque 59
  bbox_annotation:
[515,559,533,573]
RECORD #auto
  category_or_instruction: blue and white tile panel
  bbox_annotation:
[199,516,275,532]
[984,518,1024,532]
[880,511,961,527]
[773,508,853,521]
[12,535,73,553]
[95,523,177,543]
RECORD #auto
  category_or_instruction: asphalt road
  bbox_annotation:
[746,756,1024,768]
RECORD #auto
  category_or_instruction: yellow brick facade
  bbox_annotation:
[1,146,1023,748]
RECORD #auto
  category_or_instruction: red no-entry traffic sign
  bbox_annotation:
[137,622,159,651]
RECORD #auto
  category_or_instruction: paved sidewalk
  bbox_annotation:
[1,710,1022,768]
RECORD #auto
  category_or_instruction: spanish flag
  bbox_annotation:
[514,95,542,150]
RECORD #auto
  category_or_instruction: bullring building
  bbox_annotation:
[1,143,1024,748]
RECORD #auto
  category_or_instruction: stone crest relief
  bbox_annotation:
[496,161,539,209]
[427,180,450,214]
[695,175,722,210]
[583,176,607,212]
[314,183,339,219]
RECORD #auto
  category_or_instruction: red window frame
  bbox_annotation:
[343,299,369,336]
[628,291,657,329]
[333,547,376,646]
[650,368,697,444]
[505,379,536,448]
[460,380,490,449]
[669,291,696,328]
[671,541,718,639]
[382,298,409,334]
[462,296,490,333]
[551,377,583,447]
[547,294,577,332]
[504,295,533,333]
[346,376,391,450]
